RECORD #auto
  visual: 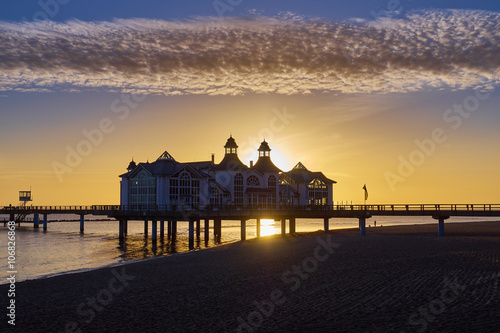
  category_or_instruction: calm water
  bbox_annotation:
[1,214,498,284]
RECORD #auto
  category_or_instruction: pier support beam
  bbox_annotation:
[9,214,14,222]
[172,220,177,240]
[119,220,125,241]
[144,220,148,237]
[160,220,164,242]
[152,220,157,243]
[256,218,261,238]
[196,219,201,241]
[123,220,128,235]
[188,219,195,250]
[80,214,85,234]
[290,217,296,235]
[204,219,209,244]
[281,219,286,237]
[359,217,366,236]
[167,220,172,239]
[433,216,450,237]
[34,213,39,229]
[324,218,330,234]
[241,219,246,241]
[214,219,221,243]
[43,214,48,231]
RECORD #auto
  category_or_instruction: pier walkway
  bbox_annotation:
[2,204,500,249]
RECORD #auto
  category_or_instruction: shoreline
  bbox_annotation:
[3,221,500,331]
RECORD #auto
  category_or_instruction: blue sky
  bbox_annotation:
[1,0,499,205]
[1,0,500,22]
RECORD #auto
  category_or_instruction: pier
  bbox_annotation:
[2,204,500,249]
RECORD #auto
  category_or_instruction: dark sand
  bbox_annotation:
[3,221,500,332]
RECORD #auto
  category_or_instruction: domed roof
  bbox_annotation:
[127,159,137,171]
[224,135,238,149]
[258,140,271,152]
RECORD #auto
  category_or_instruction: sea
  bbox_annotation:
[1,214,499,284]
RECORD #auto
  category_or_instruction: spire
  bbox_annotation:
[127,158,136,172]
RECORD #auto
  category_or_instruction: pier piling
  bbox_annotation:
[256,218,261,238]
[281,219,286,237]
[434,216,449,237]
[167,220,172,239]
[119,220,125,240]
[144,220,148,237]
[80,214,84,234]
[172,220,177,240]
[188,219,194,249]
[359,217,366,236]
[290,217,296,235]
[34,213,39,229]
[9,214,14,222]
[43,214,48,231]
[241,219,246,241]
[324,218,329,234]
[152,220,157,243]
[196,219,201,240]
[204,219,209,244]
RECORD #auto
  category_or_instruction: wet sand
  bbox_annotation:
[4,221,500,332]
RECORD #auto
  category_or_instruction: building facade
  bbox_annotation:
[119,136,336,209]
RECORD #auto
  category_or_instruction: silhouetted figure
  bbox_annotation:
[374,221,377,227]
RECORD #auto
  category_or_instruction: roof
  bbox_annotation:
[282,162,336,184]
[120,159,210,178]
[252,156,281,174]
[224,136,238,149]
[214,154,248,171]
[258,140,271,152]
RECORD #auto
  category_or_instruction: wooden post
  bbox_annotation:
[43,214,48,231]
[172,220,177,240]
[196,219,201,240]
[324,217,329,234]
[124,220,128,235]
[144,219,148,237]
[204,219,209,244]
[281,219,286,237]
[167,220,172,239]
[9,213,14,222]
[256,218,261,238]
[438,218,444,237]
[359,217,366,236]
[160,220,164,242]
[119,220,124,241]
[152,220,157,243]
[34,213,39,229]
[290,217,296,235]
[241,219,246,241]
[214,219,221,243]
[189,219,194,250]
[80,214,85,234]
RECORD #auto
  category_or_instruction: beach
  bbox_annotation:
[4,221,500,332]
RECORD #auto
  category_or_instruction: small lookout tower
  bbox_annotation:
[19,189,32,207]
[258,140,271,157]
[224,135,238,155]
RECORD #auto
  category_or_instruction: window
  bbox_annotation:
[247,175,260,187]
[234,173,243,205]
[169,171,200,208]
[210,186,221,206]
[129,170,156,208]
[308,178,329,205]
[267,175,277,205]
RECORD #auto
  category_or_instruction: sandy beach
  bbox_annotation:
[4,221,500,332]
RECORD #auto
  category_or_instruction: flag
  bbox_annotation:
[363,184,368,201]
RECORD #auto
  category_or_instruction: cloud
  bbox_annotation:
[0,9,499,95]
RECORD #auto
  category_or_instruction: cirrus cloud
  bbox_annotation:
[0,9,499,95]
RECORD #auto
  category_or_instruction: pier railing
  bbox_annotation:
[2,203,500,215]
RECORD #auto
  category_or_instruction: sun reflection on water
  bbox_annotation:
[260,219,278,236]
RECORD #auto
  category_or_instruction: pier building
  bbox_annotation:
[119,136,336,209]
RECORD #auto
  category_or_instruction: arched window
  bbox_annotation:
[234,173,243,205]
[169,170,200,207]
[247,175,260,187]
[210,185,221,206]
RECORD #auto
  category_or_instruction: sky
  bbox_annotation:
[0,0,499,205]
